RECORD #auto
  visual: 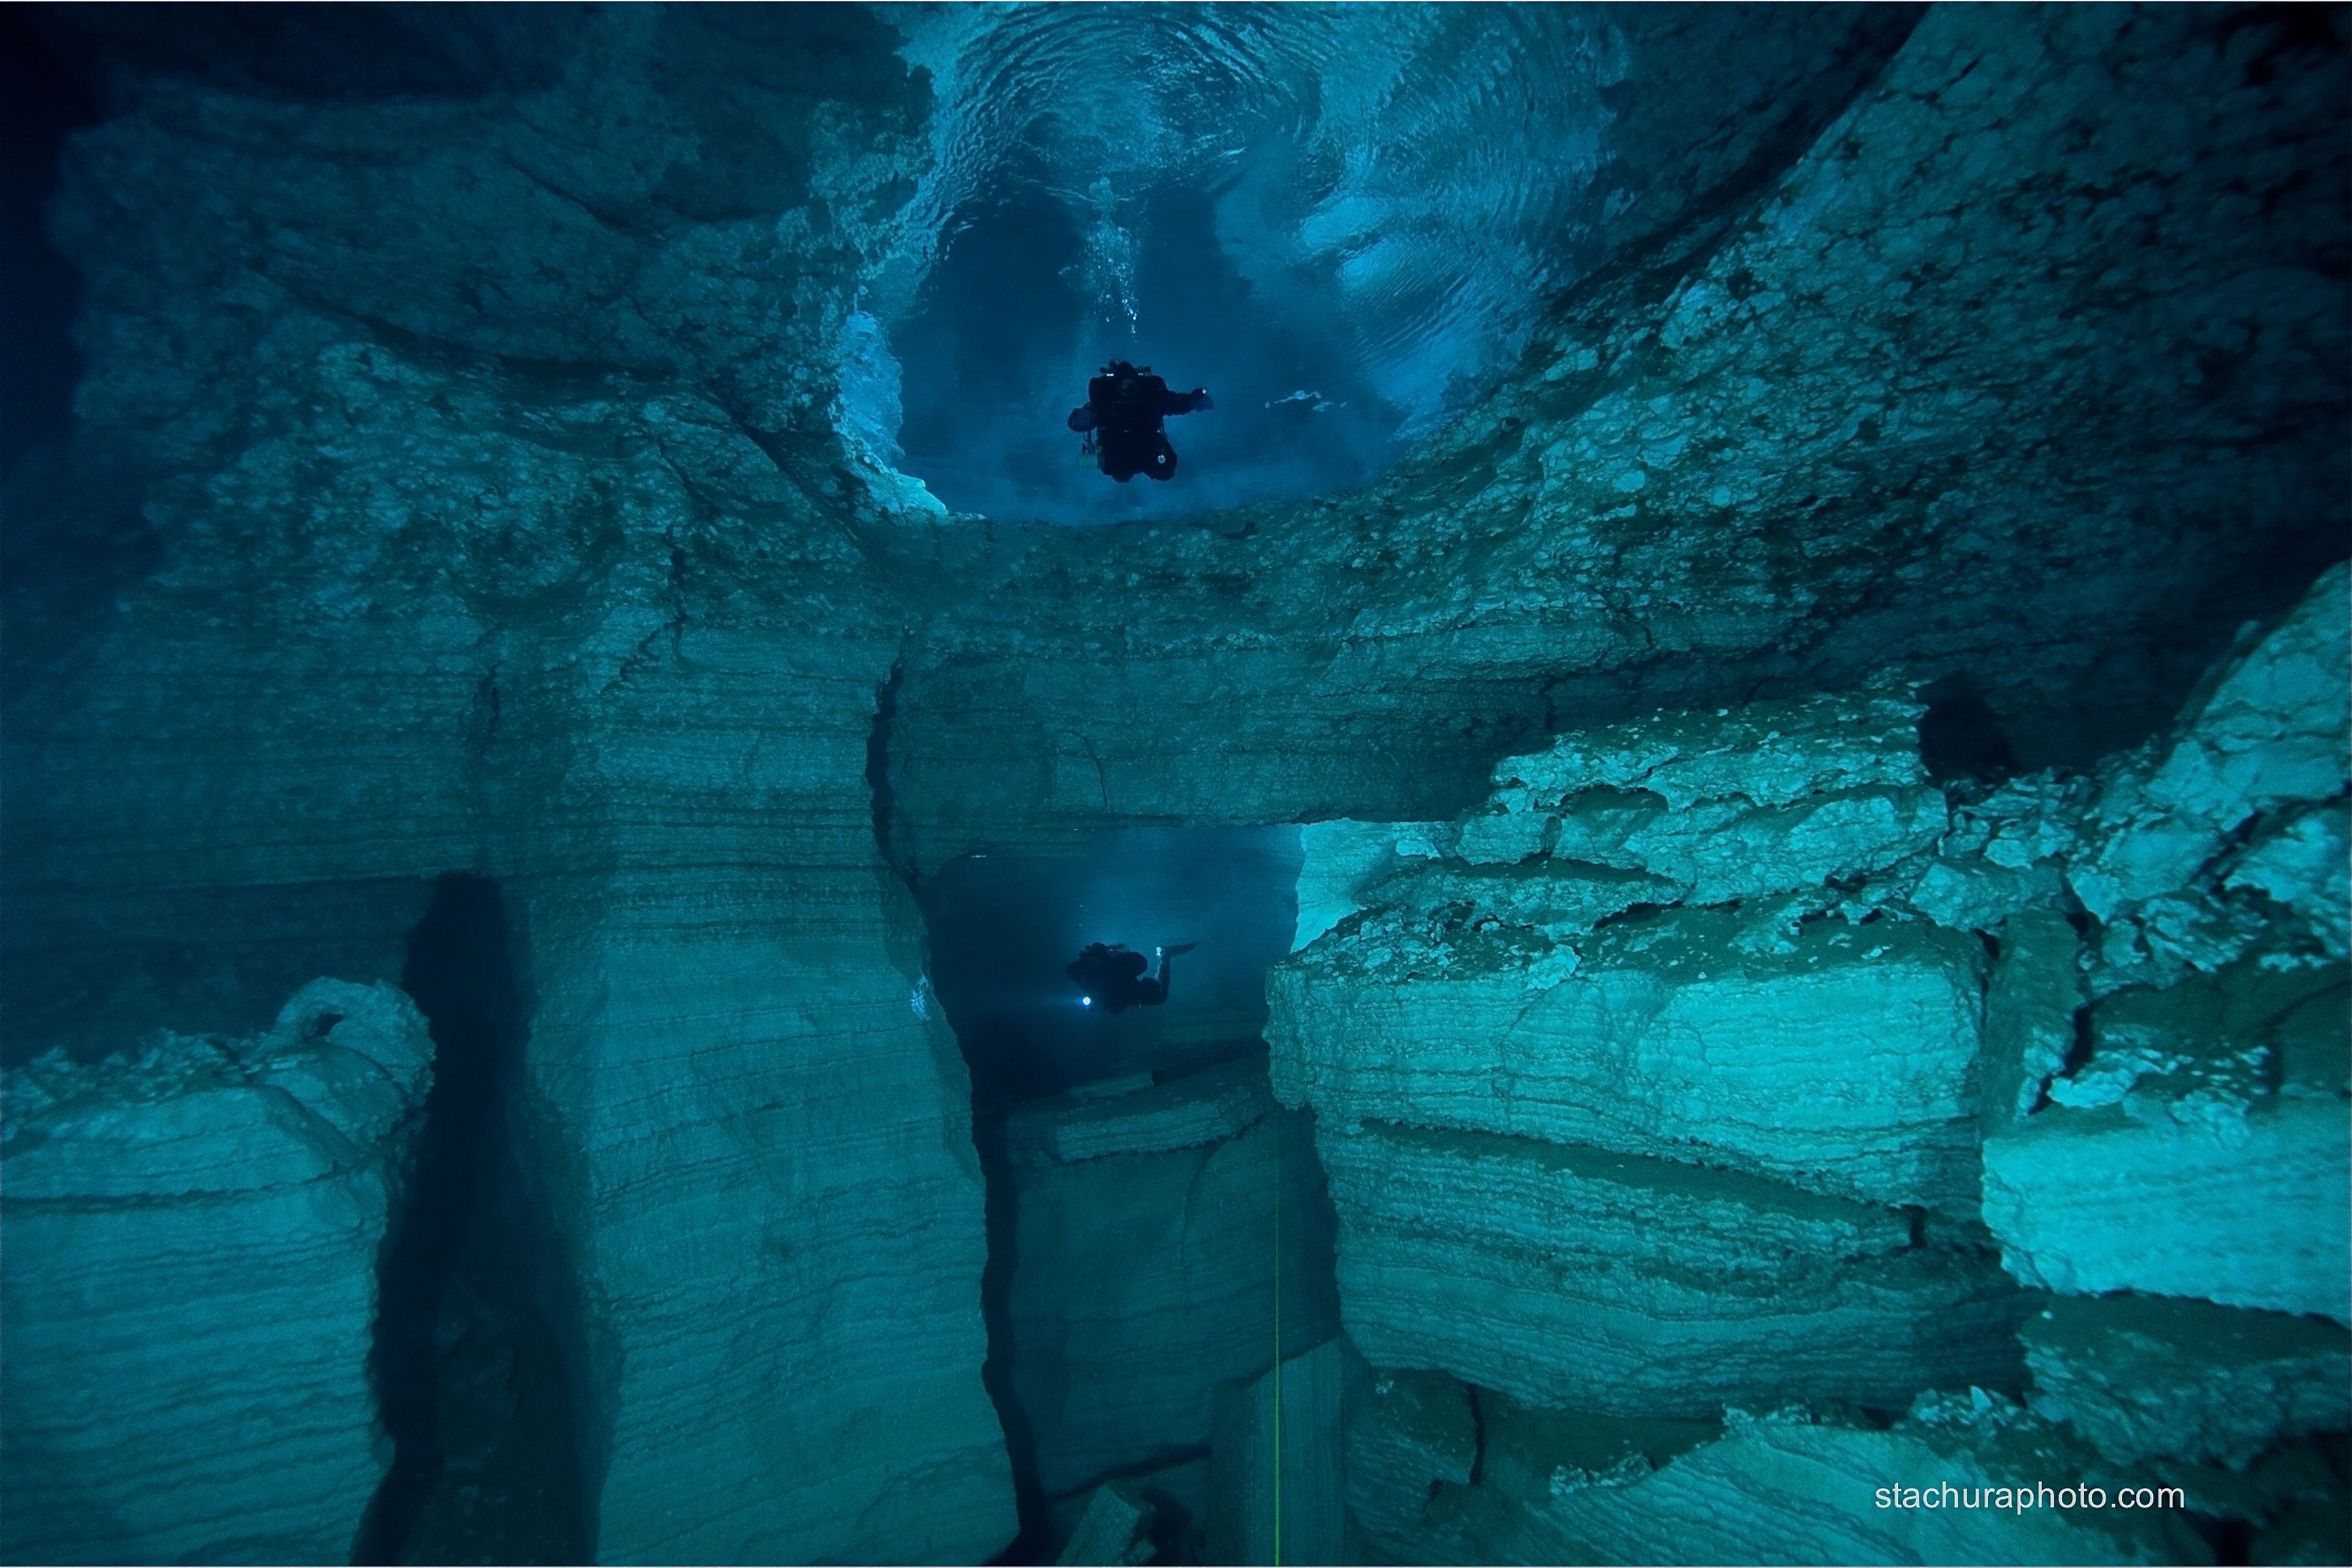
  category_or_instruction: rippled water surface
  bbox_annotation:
[858,3,1631,523]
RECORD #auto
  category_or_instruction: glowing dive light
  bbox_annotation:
[1081,996,1092,1007]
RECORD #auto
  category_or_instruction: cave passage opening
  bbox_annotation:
[921,826,1306,1103]
[356,873,589,1567]
[919,826,1315,1562]
[864,5,1629,526]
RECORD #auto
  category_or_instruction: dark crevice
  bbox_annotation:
[868,655,906,870]
[2061,1002,2097,1079]
[0,9,99,476]
[1464,1384,1487,1488]
[1916,681,2020,783]
[974,1105,1054,1566]
[355,873,588,1566]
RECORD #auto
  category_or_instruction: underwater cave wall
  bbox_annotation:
[1,4,2345,1565]
[881,4,2351,870]
[1,7,1013,1561]
[1260,561,2349,1562]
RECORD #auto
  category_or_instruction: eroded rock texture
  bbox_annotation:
[881,3,2349,866]
[1,981,431,1564]
[1002,1059,1340,1507]
[1270,561,2350,1562]
[7,10,1011,1561]
[4,1,2345,1563]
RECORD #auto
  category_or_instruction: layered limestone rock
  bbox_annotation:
[1206,1339,1350,1567]
[1269,672,2055,1536]
[1278,561,2351,1558]
[10,5,2347,1562]
[1318,1117,2025,1418]
[1407,1392,2214,1567]
[1980,567,2352,1329]
[1277,895,1991,1210]
[1272,683,1987,1216]
[1004,1061,1339,1502]
[5,13,1019,1561]
[0,980,431,1565]
[2070,563,2352,956]
[1344,1367,1480,1552]
[2021,1295,2352,1471]
[1982,957,2351,1322]
[1007,1055,1275,1165]
[1974,909,2085,1139]
[883,5,2351,864]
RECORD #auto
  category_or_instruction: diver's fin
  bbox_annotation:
[1161,941,1200,956]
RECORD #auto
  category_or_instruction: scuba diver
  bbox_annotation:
[1067,361,1213,483]
[1066,941,1198,1013]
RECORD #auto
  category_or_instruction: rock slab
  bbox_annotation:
[1,980,433,1565]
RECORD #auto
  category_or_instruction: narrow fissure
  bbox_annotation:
[867,656,906,869]
[974,1098,1055,1565]
[355,874,589,1565]
[873,666,1055,1561]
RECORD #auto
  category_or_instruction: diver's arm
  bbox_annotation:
[1162,387,1212,415]
[1067,404,1098,431]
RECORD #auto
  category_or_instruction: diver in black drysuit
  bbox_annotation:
[1066,361,1213,483]
[1066,941,1198,1013]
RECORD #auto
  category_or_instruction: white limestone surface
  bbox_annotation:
[1318,1119,2025,1418]
[1458,677,1944,904]
[2072,563,2351,925]
[1982,1092,2350,1324]
[1983,961,2352,1324]
[1274,905,1989,1213]
[1293,819,1448,951]
[534,892,1017,1565]
[0,980,433,1565]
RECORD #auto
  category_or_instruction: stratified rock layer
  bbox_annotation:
[1006,1065,1339,1501]
[1345,1367,1479,1551]
[4,16,1022,1555]
[1277,554,2349,1561]
[883,5,2350,866]
[7,5,2345,1563]
[1981,570,2352,1329]
[1417,1396,2213,1567]
[2022,1294,2352,1471]
[0,980,432,1565]
[1318,1118,2024,1417]
[1277,904,1987,1213]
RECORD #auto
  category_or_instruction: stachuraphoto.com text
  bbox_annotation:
[1875,1482,2185,1514]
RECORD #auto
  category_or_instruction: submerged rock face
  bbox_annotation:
[1318,1117,2023,1418]
[1269,679,2034,1452]
[1980,566,2352,1328]
[0,980,431,1565]
[1002,1060,1340,1505]
[882,3,2350,863]
[1418,1394,2214,1567]
[5,10,1016,1561]
[5,3,2344,1563]
[1272,555,2349,1561]
[2021,1295,2352,1471]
